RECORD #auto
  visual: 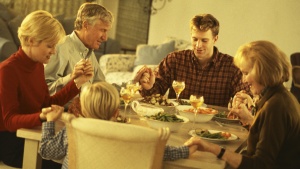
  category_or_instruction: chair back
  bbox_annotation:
[61,113,170,169]
[290,53,300,103]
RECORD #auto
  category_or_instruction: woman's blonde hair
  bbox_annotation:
[234,40,291,87]
[80,82,120,120]
[18,10,65,46]
[74,2,113,30]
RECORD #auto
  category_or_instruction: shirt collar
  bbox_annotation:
[70,31,93,59]
[191,46,220,68]
[256,85,285,109]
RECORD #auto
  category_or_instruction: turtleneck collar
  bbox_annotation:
[16,47,40,73]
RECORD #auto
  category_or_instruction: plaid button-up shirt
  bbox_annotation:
[141,47,250,107]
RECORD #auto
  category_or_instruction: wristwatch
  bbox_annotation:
[217,146,226,159]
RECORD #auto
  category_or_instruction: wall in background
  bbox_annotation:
[148,0,300,88]
[148,0,300,57]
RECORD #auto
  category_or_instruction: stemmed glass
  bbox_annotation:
[126,80,141,94]
[190,95,204,129]
[120,87,134,123]
[172,80,185,102]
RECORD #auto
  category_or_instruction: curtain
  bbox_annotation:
[116,0,151,51]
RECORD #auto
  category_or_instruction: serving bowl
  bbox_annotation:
[176,105,217,123]
[131,101,164,116]
[143,113,189,132]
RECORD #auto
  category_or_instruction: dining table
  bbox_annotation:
[17,104,248,169]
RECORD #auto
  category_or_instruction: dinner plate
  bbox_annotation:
[213,111,240,124]
[213,116,240,123]
[188,129,239,143]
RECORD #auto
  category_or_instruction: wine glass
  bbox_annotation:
[172,80,185,102]
[126,80,141,93]
[120,87,134,122]
[190,95,204,129]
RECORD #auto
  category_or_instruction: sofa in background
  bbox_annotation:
[100,37,191,85]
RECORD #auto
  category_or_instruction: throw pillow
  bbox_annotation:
[134,40,175,67]
[164,36,191,51]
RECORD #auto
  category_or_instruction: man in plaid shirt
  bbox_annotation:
[135,14,250,107]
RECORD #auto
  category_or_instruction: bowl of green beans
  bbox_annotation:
[143,112,189,132]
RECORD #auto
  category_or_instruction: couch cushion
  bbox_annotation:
[164,36,191,51]
[100,54,136,74]
[0,18,15,42]
[0,3,16,22]
[134,40,175,67]
[105,72,133,86]
[0,37,17,62]
[7,15,23,47]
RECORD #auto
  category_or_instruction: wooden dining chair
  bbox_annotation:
[60,113,170,169]
[290,53,300,103]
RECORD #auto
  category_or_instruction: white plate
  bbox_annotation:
[188,129,239,142]
[213,116,240,123]
[144,115,189,132]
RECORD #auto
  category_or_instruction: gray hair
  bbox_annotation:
[74,2,113,30]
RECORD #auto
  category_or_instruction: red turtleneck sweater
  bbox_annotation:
[0,48,79,132]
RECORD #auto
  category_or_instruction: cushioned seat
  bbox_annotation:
[0,37,17,62]
[290,53,300,103]
[61,113,170,169]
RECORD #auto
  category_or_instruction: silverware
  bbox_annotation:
[215,120,223,127]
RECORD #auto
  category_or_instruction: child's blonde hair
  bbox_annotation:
[80,82,120,120]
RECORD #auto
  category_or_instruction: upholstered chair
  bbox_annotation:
[61,113,170,169]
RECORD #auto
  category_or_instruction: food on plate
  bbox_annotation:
[141,94,175,106]
[144,112,184,122]
[195,129,231,139]
[183,107,217,114]
[215,111,239,120]
[177,99,190,105]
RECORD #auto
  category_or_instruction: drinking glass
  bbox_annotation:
[172,80,185,102]
[126,80,141,93]
[190,95,204,129]
[120,87,134,122]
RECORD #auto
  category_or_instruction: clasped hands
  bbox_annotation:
[71,59,94,88]
[39,105,64,122]
[133,66,157,90]
[228,91,254,126]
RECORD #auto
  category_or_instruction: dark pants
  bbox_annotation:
[0,131,62,169]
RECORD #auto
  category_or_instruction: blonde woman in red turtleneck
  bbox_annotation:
[0,10,94,168]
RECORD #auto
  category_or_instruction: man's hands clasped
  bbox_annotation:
[133,66,156,90]
[71,59,94,88]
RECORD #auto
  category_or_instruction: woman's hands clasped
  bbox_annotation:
[71,59,94,88]
[228,91,254,126]
[40,105,64,122]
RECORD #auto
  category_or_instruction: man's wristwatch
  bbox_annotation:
[217,146,226,159]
